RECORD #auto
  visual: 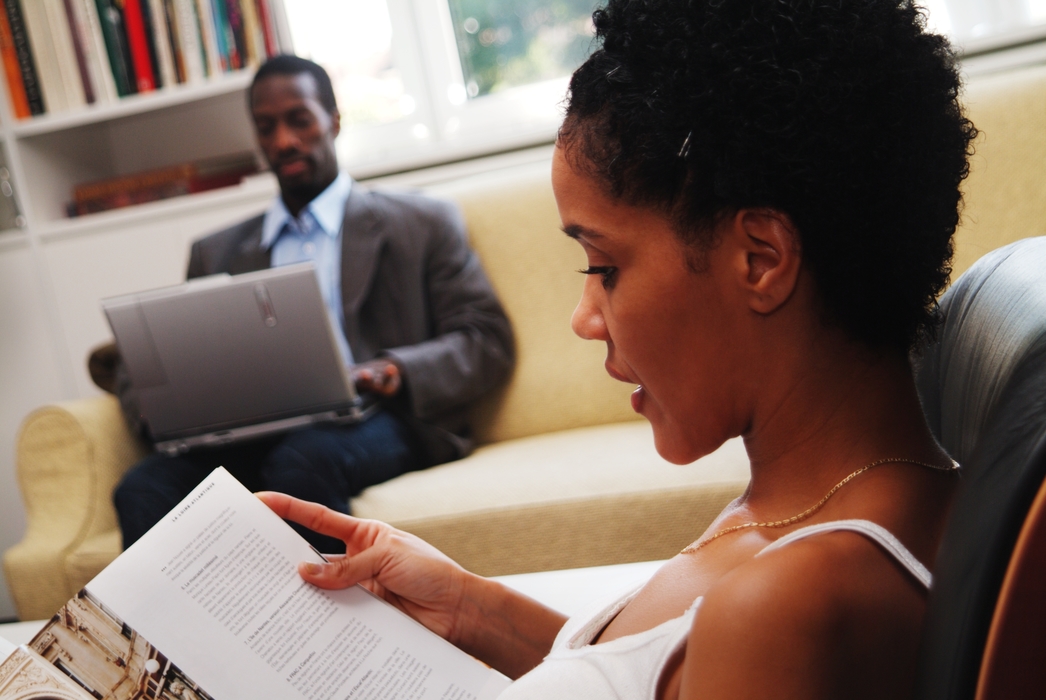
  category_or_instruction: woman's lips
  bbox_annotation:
[604,361,643,412]
[604,362,632,383]
[631,385,645,413]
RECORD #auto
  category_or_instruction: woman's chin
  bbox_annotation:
[648,413,725,466]
[649,422,703,465]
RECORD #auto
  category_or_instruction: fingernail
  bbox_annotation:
[302,562,322,575]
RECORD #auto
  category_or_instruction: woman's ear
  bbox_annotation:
[726,209,802,315]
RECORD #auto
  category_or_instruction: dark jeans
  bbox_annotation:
[114,411,423,553]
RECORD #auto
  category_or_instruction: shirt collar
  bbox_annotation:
[260,173,352,250]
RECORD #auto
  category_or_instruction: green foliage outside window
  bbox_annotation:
[447,0,599,98]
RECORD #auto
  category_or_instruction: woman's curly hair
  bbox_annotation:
[561,0,977,352]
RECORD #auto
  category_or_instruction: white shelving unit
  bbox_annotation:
[0,27,295,620]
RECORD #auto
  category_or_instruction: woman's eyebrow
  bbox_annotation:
[562,224,605,240]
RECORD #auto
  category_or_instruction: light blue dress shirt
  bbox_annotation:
[260,173,354,365]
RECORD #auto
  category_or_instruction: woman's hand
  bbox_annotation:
[257,491,567,679]
[257,491,469,642]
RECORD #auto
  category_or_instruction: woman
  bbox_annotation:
[259,0,976,697]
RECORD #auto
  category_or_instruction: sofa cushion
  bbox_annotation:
[352,422,750,574]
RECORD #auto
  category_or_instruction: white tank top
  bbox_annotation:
[497,519,931,700]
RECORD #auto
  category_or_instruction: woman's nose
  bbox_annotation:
[571,281,609,341]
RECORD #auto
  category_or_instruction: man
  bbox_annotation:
[112,55,514,552]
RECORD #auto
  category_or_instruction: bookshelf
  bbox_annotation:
[0,0,293,230]
[11,71,263,224]
[0,1,292,619]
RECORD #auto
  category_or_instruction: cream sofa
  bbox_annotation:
[6,60,1046,622]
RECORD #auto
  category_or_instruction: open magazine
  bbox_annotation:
[0,468,511,700]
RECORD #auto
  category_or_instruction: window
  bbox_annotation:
[281,0,1046,176]
[282,0,599,176]
[446,0,597,98]
[928,0,1046,47]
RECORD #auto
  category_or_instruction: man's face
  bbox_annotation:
[250,72,340,201]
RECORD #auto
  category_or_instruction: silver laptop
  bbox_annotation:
[102,263,375,456]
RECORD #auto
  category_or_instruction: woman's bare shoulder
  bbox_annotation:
[667,530,925,700]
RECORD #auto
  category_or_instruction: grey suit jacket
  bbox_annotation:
[122,184,514,464]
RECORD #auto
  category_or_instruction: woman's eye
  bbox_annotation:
[578,266,618,289]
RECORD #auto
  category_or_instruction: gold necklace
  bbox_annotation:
[680,457,959,554]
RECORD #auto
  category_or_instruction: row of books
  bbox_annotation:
[67,152,259,216]
[0,0,283,119]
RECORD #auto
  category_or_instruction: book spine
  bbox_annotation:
[0,1,30,117]
[266,0,291,53]
[161,0,184,83]
[42,0,87,108]
[238,0,262,65]
[171,0,204,82]
[222,0,244,71]
[186,165,255,193]
[60,0,95,103]
[208,0,229,71]
[21,0,67,111]
[192,0,222,76]
[147,0,177,86]
[3,0,45,113]
[75,0,119,101]
[74,162,196,202]
[122,0,155,91]
[72,180,191,215]
[93,0,134,96]
[253,0,276,58]
[138,0,164,87]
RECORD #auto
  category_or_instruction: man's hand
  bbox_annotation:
[352,358,402,397]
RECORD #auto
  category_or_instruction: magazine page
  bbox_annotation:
[33,467,509,700]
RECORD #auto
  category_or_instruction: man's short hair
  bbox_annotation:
[250,54,338,114]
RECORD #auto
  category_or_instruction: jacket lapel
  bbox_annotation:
[229,222,271,274]
[340,185,386,355]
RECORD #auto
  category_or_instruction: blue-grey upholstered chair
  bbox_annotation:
[914,236,1046,700]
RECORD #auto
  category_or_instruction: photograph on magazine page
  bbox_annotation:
[15,588,214,700]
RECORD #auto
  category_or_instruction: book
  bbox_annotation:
[123,0,157,91]
[2,0,45,114]
[139,0,166,87]
[147,0,179,86]
[0,468,511,700]
[170,0,205,82]
[71,0,120,102]
[209,0,231,70]
[61,0,96,103]
[193,0,222,77]
[20,0,68,112]
[94,0,136,96]
[253,0,278,58]
[161,0,186,83]
[69,153,259,216]
[221,0,245,71]
[0,2,30,118]
[239,0,263,66]
[42,0,88,109]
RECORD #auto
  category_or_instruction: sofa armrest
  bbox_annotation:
[3,395,148,620]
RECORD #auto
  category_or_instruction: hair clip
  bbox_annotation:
[606,66,620,80]
[677,131,693,158]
